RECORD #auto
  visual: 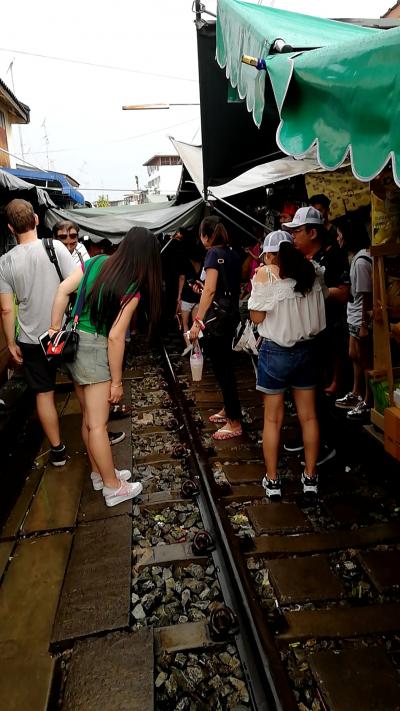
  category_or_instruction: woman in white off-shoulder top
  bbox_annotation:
[248,230,326,499]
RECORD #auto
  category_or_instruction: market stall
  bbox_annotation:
[209,0,400,458]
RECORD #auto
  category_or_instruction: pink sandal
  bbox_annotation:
[209,414,227,424]
[212,427,243,441]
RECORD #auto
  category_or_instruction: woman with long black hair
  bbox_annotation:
[249,231,326,499]
[189,216,242,440]
[50,226,162,507]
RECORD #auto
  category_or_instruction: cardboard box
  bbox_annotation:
[384,407,400,461]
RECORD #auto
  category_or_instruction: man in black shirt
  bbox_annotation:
[283,206,350,465]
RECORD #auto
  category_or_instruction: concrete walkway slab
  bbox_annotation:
[247,504,312,535]
[0,534,72,711]
[51,516,132,647]
[0,467,43,540]
[358,549,400,593]
[310,648,400,711]
[280,603,400,641]
[22,455,86,534]
[267,556,346,604]
[223,463,265,484]
[251,523,400,556]
[77,474,132,523]
[0,540,13,581]
[62,630,153,711]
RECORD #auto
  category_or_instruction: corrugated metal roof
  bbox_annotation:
[0,77,30,123]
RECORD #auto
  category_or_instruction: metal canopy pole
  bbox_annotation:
[212,205,262,243]
[208,191,267,232]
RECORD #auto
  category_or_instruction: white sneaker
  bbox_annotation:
[102,481,143,507]
[91,468,131,491]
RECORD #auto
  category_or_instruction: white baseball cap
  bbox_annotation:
[282,206,324,229]
[260,230,293,255]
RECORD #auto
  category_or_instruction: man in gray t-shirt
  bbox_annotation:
[0,199,76,466]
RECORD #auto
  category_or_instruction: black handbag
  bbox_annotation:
[204,248,240,337]
[46,257,99,362]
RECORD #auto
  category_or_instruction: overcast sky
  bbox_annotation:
[0,0,392,201]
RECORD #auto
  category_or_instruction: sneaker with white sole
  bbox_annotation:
[335,392,362,410]
[346,401,370,421]
[91,468,132,491]
[301,471,318,495]
[102,481,143,507]
[50,444,67,467]
[262,476,282,498]
[108,431,126,446]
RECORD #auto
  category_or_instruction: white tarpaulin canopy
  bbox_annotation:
[170,137,324,200]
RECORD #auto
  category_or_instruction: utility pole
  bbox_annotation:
[6,59,25,161]
[41,118,50,170]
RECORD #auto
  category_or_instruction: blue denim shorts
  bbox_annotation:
[67,330,111,385]
[256,339,316,395]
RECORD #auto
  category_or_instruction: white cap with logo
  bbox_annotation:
[260,230,293,255]
[282,206,324,229]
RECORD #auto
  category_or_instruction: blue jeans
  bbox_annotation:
[256,339,316,395]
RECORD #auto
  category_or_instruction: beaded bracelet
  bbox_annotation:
[111,382,123,388]
[194,317,205,331]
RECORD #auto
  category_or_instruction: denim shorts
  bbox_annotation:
[67,330,111,385]
[256,339,316,395]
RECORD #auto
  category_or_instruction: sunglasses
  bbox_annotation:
[58,233,79,240]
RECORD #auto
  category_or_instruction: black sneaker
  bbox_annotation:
[301,471,318,495]
[108,431,126,446]
[302,443,336,467]
[50,444,67,467]
[262,476,282,498]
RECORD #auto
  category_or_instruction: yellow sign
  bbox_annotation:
[305,166,370,219]
[371,169,400,248]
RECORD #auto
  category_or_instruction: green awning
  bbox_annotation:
[216,0,400,185]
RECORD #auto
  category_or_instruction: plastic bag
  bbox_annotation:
[190,339,204,381]
[232,319,260,356]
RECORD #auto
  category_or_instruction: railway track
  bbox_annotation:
[1,331,400,710]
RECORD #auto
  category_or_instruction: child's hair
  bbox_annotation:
[88,226,162,335]
[199,216,229,246]
[278,241,316,295]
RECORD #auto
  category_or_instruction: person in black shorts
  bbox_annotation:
[0,200,76,465]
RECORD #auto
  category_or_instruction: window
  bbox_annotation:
[0,111,5,130]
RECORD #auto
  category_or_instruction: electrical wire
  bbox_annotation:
[24,117,199,155]
[0,47,197,83]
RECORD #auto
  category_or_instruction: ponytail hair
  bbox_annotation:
[199,216,230,246]
[278,241,316,295]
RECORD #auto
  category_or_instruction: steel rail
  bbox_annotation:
[160,340,296,711]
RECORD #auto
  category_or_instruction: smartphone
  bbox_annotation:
[38,330,52,358]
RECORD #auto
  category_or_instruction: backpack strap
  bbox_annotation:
[355,254,372,265]
[213,246,232,297]
[43,237,63,282]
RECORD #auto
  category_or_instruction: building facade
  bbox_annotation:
[143,154,182,201]
[0,78,30,168]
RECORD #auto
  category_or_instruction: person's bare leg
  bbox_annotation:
[74,383,99,473]
[262,393,285,479]
[83,382,119,488]
[293,388,319,476]
[349,336,363,396]
[36,391,61,447]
